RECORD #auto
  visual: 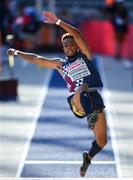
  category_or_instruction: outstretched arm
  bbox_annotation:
[7,48,62,69]
[42,11,92,60]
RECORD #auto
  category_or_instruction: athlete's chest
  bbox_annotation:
[62,58,91,81]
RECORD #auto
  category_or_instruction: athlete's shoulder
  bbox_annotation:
[79,52,91,61]
[58,58,65,62]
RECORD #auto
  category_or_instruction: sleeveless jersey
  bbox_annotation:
[61,52,103,93]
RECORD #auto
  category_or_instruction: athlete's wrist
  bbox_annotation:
[14,49,19,56]
[56,19,61,25]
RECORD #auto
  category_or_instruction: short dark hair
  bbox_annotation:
[61,33,74,43]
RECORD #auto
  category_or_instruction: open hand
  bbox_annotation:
[42,11,58,24]
[7,48,15,56]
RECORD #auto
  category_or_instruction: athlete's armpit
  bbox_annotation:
[35,56,63,69]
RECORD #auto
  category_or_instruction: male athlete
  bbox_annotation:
[7,11,107,177]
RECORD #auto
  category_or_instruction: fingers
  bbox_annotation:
[42,11,58,24]
[7,48,15,56]
[42,11,50,18]
[42,11,50,23]
[43,20,49,24]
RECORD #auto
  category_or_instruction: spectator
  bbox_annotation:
[0,0,14,44]
[105,0,129,60]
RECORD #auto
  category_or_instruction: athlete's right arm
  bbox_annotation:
[7,48,62,70]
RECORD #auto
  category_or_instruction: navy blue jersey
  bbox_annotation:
[61,52,103,93]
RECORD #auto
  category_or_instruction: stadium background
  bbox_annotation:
[1,0,133,58]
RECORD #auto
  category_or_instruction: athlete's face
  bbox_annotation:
[62,37,78,57]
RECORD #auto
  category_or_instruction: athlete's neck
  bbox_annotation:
[66,51,79,60]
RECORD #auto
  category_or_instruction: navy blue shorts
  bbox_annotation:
[67,90,105,119]
[89,90,105,112]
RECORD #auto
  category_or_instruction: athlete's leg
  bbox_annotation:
[71,89,85,113]
[71,84,99,129]
[70,84,107,176]
[80,111,107,177]
[92,111,107,148]
[88,111,107,161]
[78,83,99,129]
[67,94,85,118]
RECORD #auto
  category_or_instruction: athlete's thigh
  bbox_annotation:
[72,83,89,102]
[72,89,84,112]
[92,111,107,145]
[72,83,90,111]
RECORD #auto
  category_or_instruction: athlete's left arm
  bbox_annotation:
[42,11,92,60]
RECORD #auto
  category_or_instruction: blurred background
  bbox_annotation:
[0,0,133,55]
[0,0,133,179]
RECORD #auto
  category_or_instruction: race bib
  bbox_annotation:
[66,58,91,81]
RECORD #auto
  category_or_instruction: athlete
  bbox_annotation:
[7,11,107,177]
